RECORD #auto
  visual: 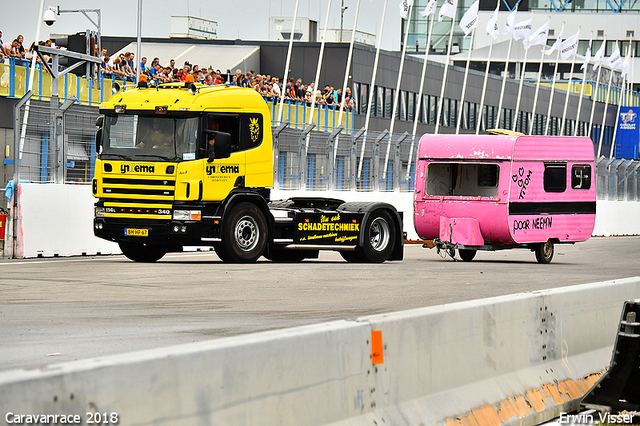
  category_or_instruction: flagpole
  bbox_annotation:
[529,45,546,135]
[573,68,587,136]
[587,65,603,138]
[559,52,577,135]
[383,2,412,180]
[476,1,499,134]
[475,39,494,135]
[513,12,534,133]
[495,36,513,129]
[495,8,519,130]
[610,42,631,158]
[305,0,333,154]
[277,0,300,124]
[335,0,362,169]
[435,12,457,134]
[544,48,562,136]
[588,35,606,139]
[560,27,580,136]
[358,0,388,182]
[407,10,436,181]
[609,69,627,158]
[574,31,592,136]
[456,27,476,134]
[597,66,615,157]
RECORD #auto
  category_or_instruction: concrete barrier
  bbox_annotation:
[6,184,640,258]
[592,199,640,236]
[4,183,119,258]
[1,277,638,426]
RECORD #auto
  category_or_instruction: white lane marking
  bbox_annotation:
[0,252,216,265]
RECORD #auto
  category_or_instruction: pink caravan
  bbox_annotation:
[412,134,596,263]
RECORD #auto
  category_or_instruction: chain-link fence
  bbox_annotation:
[12,97,98,185]
[10,97,640,200]
[596,157,640,201]
[272,126,420,193]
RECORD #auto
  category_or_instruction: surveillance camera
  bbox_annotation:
[43,9,57,26]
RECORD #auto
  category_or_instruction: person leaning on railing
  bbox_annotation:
[101,56,113,77]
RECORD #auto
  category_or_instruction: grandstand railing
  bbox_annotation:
[0,59,354,133]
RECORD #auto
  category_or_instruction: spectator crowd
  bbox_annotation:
[1,29,353,111]
[102,50,354,110]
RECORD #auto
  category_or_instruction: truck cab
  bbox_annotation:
[93,83,403,263]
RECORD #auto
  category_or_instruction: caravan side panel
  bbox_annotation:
[507,137,596,244]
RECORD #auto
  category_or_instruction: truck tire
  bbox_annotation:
[458,249,476,262]
[218,202,267,263]
[212,242,233,263]
[119,241,166,262]
[535,241,554,264]
[360,210,396,263]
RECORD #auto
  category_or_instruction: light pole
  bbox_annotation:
[340,0,348,42]
[37,6,102,183]
[53,5,102,57]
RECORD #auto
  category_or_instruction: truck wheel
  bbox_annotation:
[535,241,554,264]
[458,249,476,262]
[219,202,267,263]
[119,241,166,262]
[360,210,396,263]
[212,242,233,263]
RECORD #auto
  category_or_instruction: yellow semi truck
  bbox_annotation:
[92,83,403,263]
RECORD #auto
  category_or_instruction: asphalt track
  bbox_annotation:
[1,236,639,372]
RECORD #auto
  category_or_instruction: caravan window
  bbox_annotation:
[426,163,500,197]
[571,164,591,189]
[544,163,567,193]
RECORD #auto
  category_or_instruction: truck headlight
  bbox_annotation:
[95,207,105,218]
[173,210,201,221]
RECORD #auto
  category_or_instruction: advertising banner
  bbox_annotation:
[615,106,640,159]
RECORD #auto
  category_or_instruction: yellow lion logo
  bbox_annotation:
[249,117,260,142]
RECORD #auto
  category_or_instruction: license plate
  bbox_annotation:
[124,228,148,237]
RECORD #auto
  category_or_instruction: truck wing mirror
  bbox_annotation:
[208,131,232,162]
[95,116,104,154]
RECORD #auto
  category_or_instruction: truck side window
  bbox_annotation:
[571,164,591,189]
[544,164,567,193]
[204,114,240,157]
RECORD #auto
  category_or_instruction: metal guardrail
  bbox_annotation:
[8,85,640,200]
[596,157,640,201]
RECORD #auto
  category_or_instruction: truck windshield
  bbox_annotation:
[100,115,199,162]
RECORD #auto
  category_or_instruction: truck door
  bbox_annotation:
[201,114,246,202]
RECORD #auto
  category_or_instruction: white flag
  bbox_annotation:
[527,19,550,48]
[607,43,623,70]
[438,0,457,22]
[544,24,564,56]
[622,46,631,77]
[513,18,532,41]
[399,0,414,19]
[580,33,592,71]
[486,5,500,40]
[420,0,438,17]
[560,29,580,60]
[503,9,517,36]
[592,40,606,71]
[459,1,479,36]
